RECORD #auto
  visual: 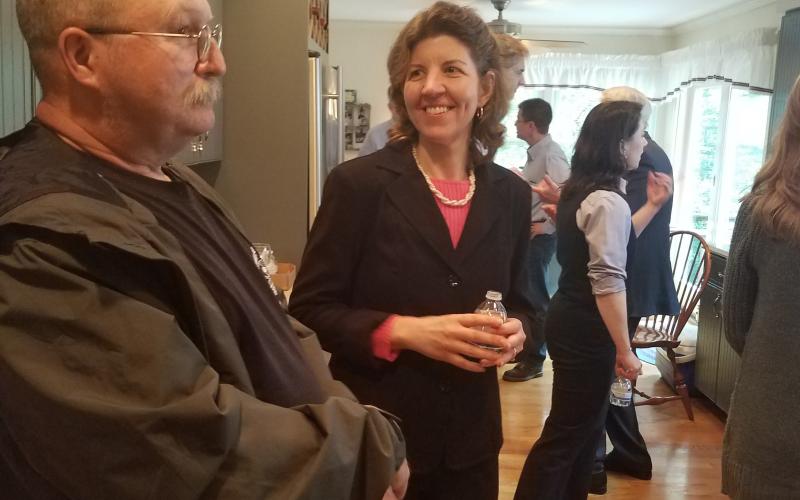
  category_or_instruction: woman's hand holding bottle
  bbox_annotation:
[480,317,525,368]
[615,348,642,381]
[390,314,521,373]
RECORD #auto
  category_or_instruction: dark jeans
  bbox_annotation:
[593,317,652,473]
[405,456,499,500]
[519,232,556,365]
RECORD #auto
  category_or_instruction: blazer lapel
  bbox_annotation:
[455,163,504,264]
[380,143,459,272]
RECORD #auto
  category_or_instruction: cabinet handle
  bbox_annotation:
[713,293,722,319]
[717,271,725,280]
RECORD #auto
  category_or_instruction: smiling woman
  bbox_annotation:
[385,1,511,166]
[289,2,537,499]
[402,34,492,171]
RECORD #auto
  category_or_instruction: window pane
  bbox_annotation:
[714,89,770,249]
[682,86,723,241]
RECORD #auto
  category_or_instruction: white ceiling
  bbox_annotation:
[331,0,771,29]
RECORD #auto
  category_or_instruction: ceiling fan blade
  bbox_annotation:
[487,0,587,49]
[520,38,587,48]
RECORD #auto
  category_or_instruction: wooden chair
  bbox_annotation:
[632,230,711,421]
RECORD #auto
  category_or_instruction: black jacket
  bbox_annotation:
[0,121,405,500]
[290,140,536,473]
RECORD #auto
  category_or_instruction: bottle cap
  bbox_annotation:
[485,290,502,301]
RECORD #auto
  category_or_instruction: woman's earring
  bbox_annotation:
[475,106,485,119]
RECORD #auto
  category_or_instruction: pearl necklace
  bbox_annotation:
[411,146,476,207]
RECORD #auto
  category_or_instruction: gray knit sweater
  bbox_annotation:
[721,201,800,499]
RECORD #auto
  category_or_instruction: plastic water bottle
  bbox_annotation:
[473,290,507,352]
[252,243,287,309]
[610,376,633,407]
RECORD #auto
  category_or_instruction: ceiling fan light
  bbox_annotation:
[487,19,521,36]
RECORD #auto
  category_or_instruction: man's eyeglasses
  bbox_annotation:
[85,24,222,63]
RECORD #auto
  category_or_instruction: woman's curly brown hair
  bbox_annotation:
[386,1,510,166]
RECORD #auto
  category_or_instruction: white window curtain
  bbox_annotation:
[524,53,661,97]
[657,28,777,99]
[523,28,777,100]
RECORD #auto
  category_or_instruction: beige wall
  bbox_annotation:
[220,0,310,265]
[329,21,404,125]
[673,0,800,46]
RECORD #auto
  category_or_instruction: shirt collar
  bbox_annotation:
[526,133,553,160]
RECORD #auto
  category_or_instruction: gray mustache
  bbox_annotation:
[186,79,222,106]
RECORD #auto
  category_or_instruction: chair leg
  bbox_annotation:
[676,383,694,421]
[668,348,694,421]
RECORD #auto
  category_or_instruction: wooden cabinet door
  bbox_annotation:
[696,283,723,402]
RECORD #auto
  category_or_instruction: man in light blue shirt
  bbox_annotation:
[358,99,398,157]
[358,118,393,157]
[504,98,571,382]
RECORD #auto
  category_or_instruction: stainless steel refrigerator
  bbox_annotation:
[308,51,344,230]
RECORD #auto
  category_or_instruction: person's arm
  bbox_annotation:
[0,227,404,500]
[532,174,561,204]
[595,291,641,379]
[530,152,571,236]
[577,191,641,379]
[630,171,673,237]
[289,165,395,369]
[722,202,758,354]
[388,313,518,371]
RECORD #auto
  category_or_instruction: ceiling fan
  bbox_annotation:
[486,0,586,49]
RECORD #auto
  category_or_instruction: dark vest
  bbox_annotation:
[555,187,636,311]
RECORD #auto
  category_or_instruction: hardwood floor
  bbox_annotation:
[498,360,727,499]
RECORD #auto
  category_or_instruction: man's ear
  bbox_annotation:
[58,27,103,89]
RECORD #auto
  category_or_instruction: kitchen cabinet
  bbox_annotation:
[695,250,742,413]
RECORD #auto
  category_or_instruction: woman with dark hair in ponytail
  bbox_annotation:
[515,100,672,500]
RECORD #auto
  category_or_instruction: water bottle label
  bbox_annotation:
[611,387,631,400]
[609,383,632,407]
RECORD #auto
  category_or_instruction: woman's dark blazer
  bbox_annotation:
[290,140,536,474]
